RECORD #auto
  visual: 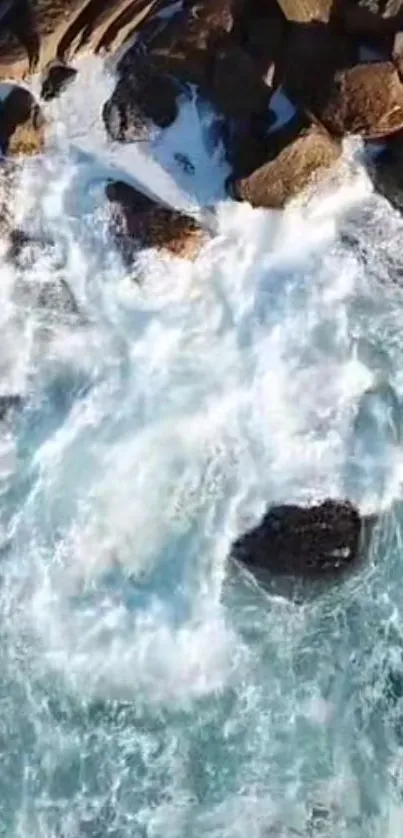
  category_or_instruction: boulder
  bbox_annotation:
[40,59,77,101]
[231,499,365,578]
[230,123,341,209]
[0,86,45,156]
[105,180,208,260]
[233,0,287,80]
[274,0,334,23]
[103,54,180,142]
[282,22,356,111]
[339,0,403,47]
[317,61,403,139]
[145,0,236,88]
[0,0,160,80]
[209,39,273,121]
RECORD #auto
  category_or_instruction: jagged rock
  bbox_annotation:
[317,61,403,139]
[0,0,160,80]
[106,180,208,260]
[231,499,365,578]
[103,55,180,142]
[40,58,77,101]
[0,86,45,156]
[230,123,341,209]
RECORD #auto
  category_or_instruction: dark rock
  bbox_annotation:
[209,39,272,121]
[40,59,77,101]
[282,22,356,112]
[106,179,208,260]
[231,123,341,209]
[236,1,287,79]
[317,61,403,139]
[0,85,45,156]
[103,54,179,142]
[232,499,364,578]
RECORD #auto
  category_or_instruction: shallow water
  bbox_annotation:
[1,57,403,837]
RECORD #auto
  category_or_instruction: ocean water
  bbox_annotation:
[1,56,403,837]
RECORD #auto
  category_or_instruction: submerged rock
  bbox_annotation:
[317,61,403,139]
[230,123,341,209]
[0,85,45,156]
[232,499,365,578]
[40,59,77,101]
[106,179,208,261]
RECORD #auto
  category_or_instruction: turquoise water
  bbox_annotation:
[1,58,403,837]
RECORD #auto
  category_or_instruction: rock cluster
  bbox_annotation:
[0,0,400,583]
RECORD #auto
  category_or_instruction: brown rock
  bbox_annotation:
[0,86,45,156]
[146,0,236,89]
[318,61,403,139]
[0,0,161,80]
[231,123,341,209]
[274,0,334,23]
[106,180,207,260]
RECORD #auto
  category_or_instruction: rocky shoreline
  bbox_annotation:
[1,0,400,588]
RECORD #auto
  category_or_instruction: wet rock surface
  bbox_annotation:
[0,86,45,156]
[317,61,403,139]
[40,58,77,101]
[106,180,208,261]
[230,123,341,209]
[232,499,366,578]
[102,53,180,141]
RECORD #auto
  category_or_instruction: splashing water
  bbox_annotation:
[2,56,403,838]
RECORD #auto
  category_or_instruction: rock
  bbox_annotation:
[274,0,334,23]
[317,62,403,139]
[370,142,403,214]
[340,0,403,47]
[106,179,208,260]
[40,59,77,101]
[209,40,272,121]
[231,499,365,578]
[103,55,180,142]
[0,0,160,80]
[230,123,341,209]
[145,0,237,89]
[0,86,45,156]
[234,0,287,79]
[282,22,356,111]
